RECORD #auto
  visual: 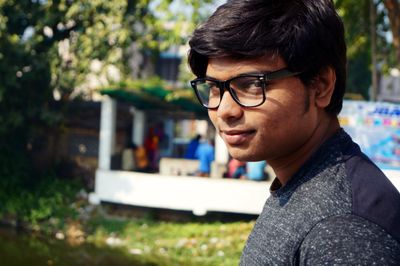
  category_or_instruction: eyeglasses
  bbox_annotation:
[190,68,301,109]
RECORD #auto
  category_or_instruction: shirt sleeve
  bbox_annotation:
[297,214,400,265]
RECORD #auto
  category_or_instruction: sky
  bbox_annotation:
[150,0,226,20]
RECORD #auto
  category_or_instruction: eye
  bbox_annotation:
[244,77,261,86]
[204,81,219,95]
[232,77,263,91]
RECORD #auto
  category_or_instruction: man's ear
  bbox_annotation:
[313,67,336,109]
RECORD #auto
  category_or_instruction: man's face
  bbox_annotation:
[207,55,320,163]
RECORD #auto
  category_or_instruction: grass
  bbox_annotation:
[1,171,255,266]
[85,216,255,266]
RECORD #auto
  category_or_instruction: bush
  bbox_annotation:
[0,146,80,227]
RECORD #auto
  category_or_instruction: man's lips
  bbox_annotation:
[220,129,256,145]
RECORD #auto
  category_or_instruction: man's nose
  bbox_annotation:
[217,89,243,121]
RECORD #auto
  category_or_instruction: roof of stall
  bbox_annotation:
[100,85,208,118]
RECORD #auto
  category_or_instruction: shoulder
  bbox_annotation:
[297,214,400,265]
[342,145,400,242]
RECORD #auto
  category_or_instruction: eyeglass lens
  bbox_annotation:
[195,76,264,108]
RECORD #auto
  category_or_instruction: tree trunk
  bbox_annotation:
[384,0,400,66]
[371,0,378,100]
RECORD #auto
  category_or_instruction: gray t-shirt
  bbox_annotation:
[240,129,400,265]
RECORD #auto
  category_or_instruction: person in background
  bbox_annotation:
[195,138,215,177]
[228,158,246,179]
[245,161,267,181]
[184,134,202,159]
[144,127,159,171]
[135,145,149,172]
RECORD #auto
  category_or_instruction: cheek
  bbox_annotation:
[251,92,312,143]
[208,110,218,128]
[251,114,280,145]
[208,110,217,123]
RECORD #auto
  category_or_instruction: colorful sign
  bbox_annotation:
[339,100,400,170]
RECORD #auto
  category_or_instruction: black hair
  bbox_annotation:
[188,0,347,116]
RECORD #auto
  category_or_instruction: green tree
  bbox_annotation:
[0,0,214,224]
[335,0,371,99]
[383,0,400,66]
[334,0,400,99]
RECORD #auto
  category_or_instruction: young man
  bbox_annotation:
[188,0,400,264]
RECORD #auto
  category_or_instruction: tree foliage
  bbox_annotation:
[0,0,214,223]
[383,0,400,65]
[334,0,396,99]
[335,0,400,100]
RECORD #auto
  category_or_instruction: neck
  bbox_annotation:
[269,115,340,186]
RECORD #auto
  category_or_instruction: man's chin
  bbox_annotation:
[228,148,253,162]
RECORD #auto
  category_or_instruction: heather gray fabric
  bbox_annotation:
[240,129,400,265]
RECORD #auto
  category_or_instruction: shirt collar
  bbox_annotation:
[270,128,355,197]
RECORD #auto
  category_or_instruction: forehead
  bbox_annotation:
[206,54,286,80]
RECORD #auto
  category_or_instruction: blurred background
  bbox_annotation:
[0,0,399,265]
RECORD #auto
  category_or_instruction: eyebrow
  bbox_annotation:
[204,71,269,80]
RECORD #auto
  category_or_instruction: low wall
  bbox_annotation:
[159,157,228,178]
[159,158,199,176]
[89,169,399,216]
[90,170,269,215]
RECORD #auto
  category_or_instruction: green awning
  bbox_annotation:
[100,86,207,118]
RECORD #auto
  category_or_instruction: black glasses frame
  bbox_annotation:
[190,68,301,109]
